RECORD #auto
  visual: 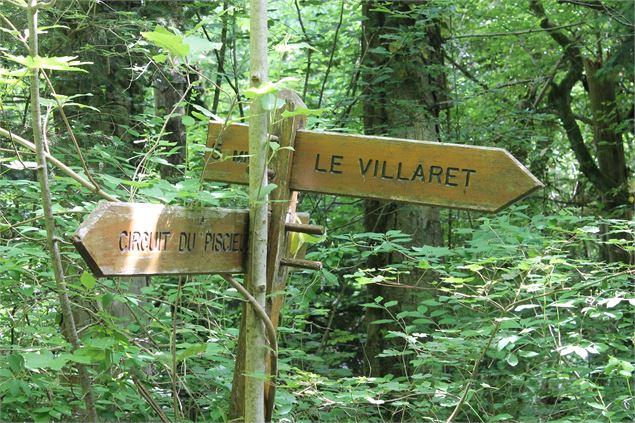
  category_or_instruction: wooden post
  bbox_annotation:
[263,90,307,420]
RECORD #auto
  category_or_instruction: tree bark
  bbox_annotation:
[244,1,269,422]
[154,68,187,179]
[583,58,632,263]
[362,1,445,378]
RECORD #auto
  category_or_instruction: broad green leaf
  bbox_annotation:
[244,81,278,99]
[4,54,90,72]
[497,335,519,351]
[177,343,206,362]
[80,271,96,290]
[183,35,221,62]
[141,26,189,57]
[261,93,277,111]
[152,53,168,63]
[23,351,53,370]
[257,183,278,201]
[182,115,196,126]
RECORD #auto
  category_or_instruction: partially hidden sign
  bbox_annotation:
[203,122,543,212]
[73,202,249,277]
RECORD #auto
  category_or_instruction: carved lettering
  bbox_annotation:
[314,154,327,173]
[445,167,459,187]
[462,168,476,188]
[353,158,477,189]
[429,166,443,184]
[359,158,373,176]
[381,161,394,179]
[179,232,196,252]
[411,164,425,181]
[119,231,170,252]
[396,162,409,181]
[330,155,343,174]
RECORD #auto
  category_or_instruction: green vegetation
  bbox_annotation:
[0,1,632,422]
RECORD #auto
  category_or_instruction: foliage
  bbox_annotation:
[0,0,632,422]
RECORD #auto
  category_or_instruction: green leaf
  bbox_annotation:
[261,93,277,111]
[183,35,221,62]
[141,26,189,57]
[48,356,70,371]
[23,351,53,370]
[3,54,91,72]
[497,335,519,351]
[281,107,325,118]
[371,319,394,325]
[506,353,518,367]
[152,54,168,63]
[244,81,278,99]
[182,115,196,127]
[177,344,206,362]
[80,271,96,290]
[257,183,278,201]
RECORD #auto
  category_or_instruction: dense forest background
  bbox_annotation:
[0,0,633,422]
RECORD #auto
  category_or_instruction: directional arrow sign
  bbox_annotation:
[203,122,542,212]
[73,203,249,277]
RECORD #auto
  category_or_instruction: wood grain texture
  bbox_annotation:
[73,202,249,276]
[203,122,543,212]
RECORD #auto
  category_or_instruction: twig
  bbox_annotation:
[131,374,172,423]
[196,8,232,115]
[449,22,584,39]
[231,15,245,118]
[171,277,183,420]
[445,320,502,423]
[220,274,278,359]
[317,0,345,109]
[40,71,103,193]
[0,126,118,201]
[294,0,313,101]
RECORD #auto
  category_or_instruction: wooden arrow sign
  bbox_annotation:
[73,203,249,277]
[203,122,543,212]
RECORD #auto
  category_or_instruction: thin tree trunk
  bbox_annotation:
[155,69,187,179]
[244,1,269,422]
[27,1,98,421]
[212,1,229,115]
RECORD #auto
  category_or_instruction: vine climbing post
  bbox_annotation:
[245,0,269,422]
[26,0,98,421]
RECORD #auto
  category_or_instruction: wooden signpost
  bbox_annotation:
[73,89,542,422]
[204,122,543,212]
[73,202,249,277]
[73,202,313,277]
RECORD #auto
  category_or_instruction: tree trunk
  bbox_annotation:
[27,2,98,420]
[529,0,632,264]
[362,1,445,377]
[244,1,269,422]
[154,69,187,179]
[584,58,632,263]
